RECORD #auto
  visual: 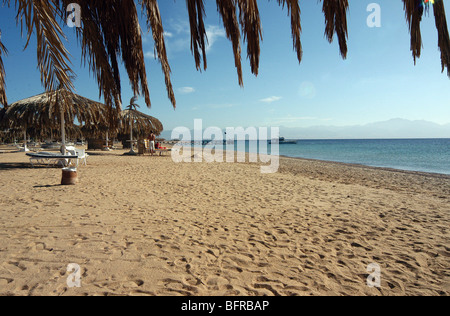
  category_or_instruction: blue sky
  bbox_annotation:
[1,0,449,134]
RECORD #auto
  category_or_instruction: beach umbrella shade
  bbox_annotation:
[4,89,111,152]
[120,98,163,155]
[0,106,6,127]
[81,121,120,150]
[120,109,163,137]
[119,96,163,154]
[0,106,9,141]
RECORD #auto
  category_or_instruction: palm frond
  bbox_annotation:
[402,0,424,64]
[237,0,263,76]
[127,95,140,111]
[216,0,244,86]
[58,0,151,110]
[2,0,450,118]
[186,0,208,72]
[16,0,75,92]
[433,0,450,77]
[140,0,176,108]
[0,29,8,106]
[277,0,303,64]
[69,1,122,110]
[117,0,151,107]
[322,0,349,59]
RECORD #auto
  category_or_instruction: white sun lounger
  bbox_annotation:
[26,152,80,168]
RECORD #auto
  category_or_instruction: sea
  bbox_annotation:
[231,138,450,175]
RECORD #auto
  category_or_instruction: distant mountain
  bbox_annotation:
[160,119,450,140]
[280,119,450,139]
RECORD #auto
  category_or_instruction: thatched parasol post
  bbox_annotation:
[21,126,29,152]
[105,130,110,151]
[128,115,136,154]
[60,102,66,154]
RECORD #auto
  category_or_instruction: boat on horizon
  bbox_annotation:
[268,137,297,145]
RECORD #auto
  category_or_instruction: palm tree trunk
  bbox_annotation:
[129,117,137,154]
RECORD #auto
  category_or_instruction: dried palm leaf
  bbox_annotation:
[433,0,450,77]
[216,0,244,86]
[237,0,263,76]
[402,0,424,64]
[186,0,208,72]
[2,0,450,117]
[140,0,176,108]
[120,109,163,136]
[322,0,349,59]
[0,29,8,106]
[57,0,154,110]
[15,0,75,92]
[5,89,111,133]
[277,0,303,64]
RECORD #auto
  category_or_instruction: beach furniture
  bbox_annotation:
[138,140,171,156]
[26,152,80,168]
[76,149,88,166]
[155,147,171,156]
[66,147,88,166]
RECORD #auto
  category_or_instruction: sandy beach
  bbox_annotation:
[0,147,449,296]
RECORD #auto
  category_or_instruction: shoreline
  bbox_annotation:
[3,142,449,177]
[278,154,450,179]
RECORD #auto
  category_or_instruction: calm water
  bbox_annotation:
[235,138,450,175]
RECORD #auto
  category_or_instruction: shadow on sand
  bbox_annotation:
[0,162,58,171]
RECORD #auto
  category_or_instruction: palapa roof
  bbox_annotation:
[121,109,163,136]
[4,89,112,131]
[0,106,5,123]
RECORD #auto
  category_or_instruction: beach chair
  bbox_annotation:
[75,148,88,166]
[66,147,88,167]
[155,147,171,156]
[26,152,79,168]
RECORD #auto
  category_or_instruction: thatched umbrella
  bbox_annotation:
[0,107,5,126]
[121,109,163,136]
[4,89,111,152]
[0,1,448,112]
[120,96,163,154]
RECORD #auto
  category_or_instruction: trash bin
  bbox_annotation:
[61,167,78,185]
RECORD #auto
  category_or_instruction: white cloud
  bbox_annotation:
[163,20,226,55]
[260,96,282,103]
[164,31,174,38]
[178,87,195,94]
[205,25,226,52]
[144,51,155,59]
